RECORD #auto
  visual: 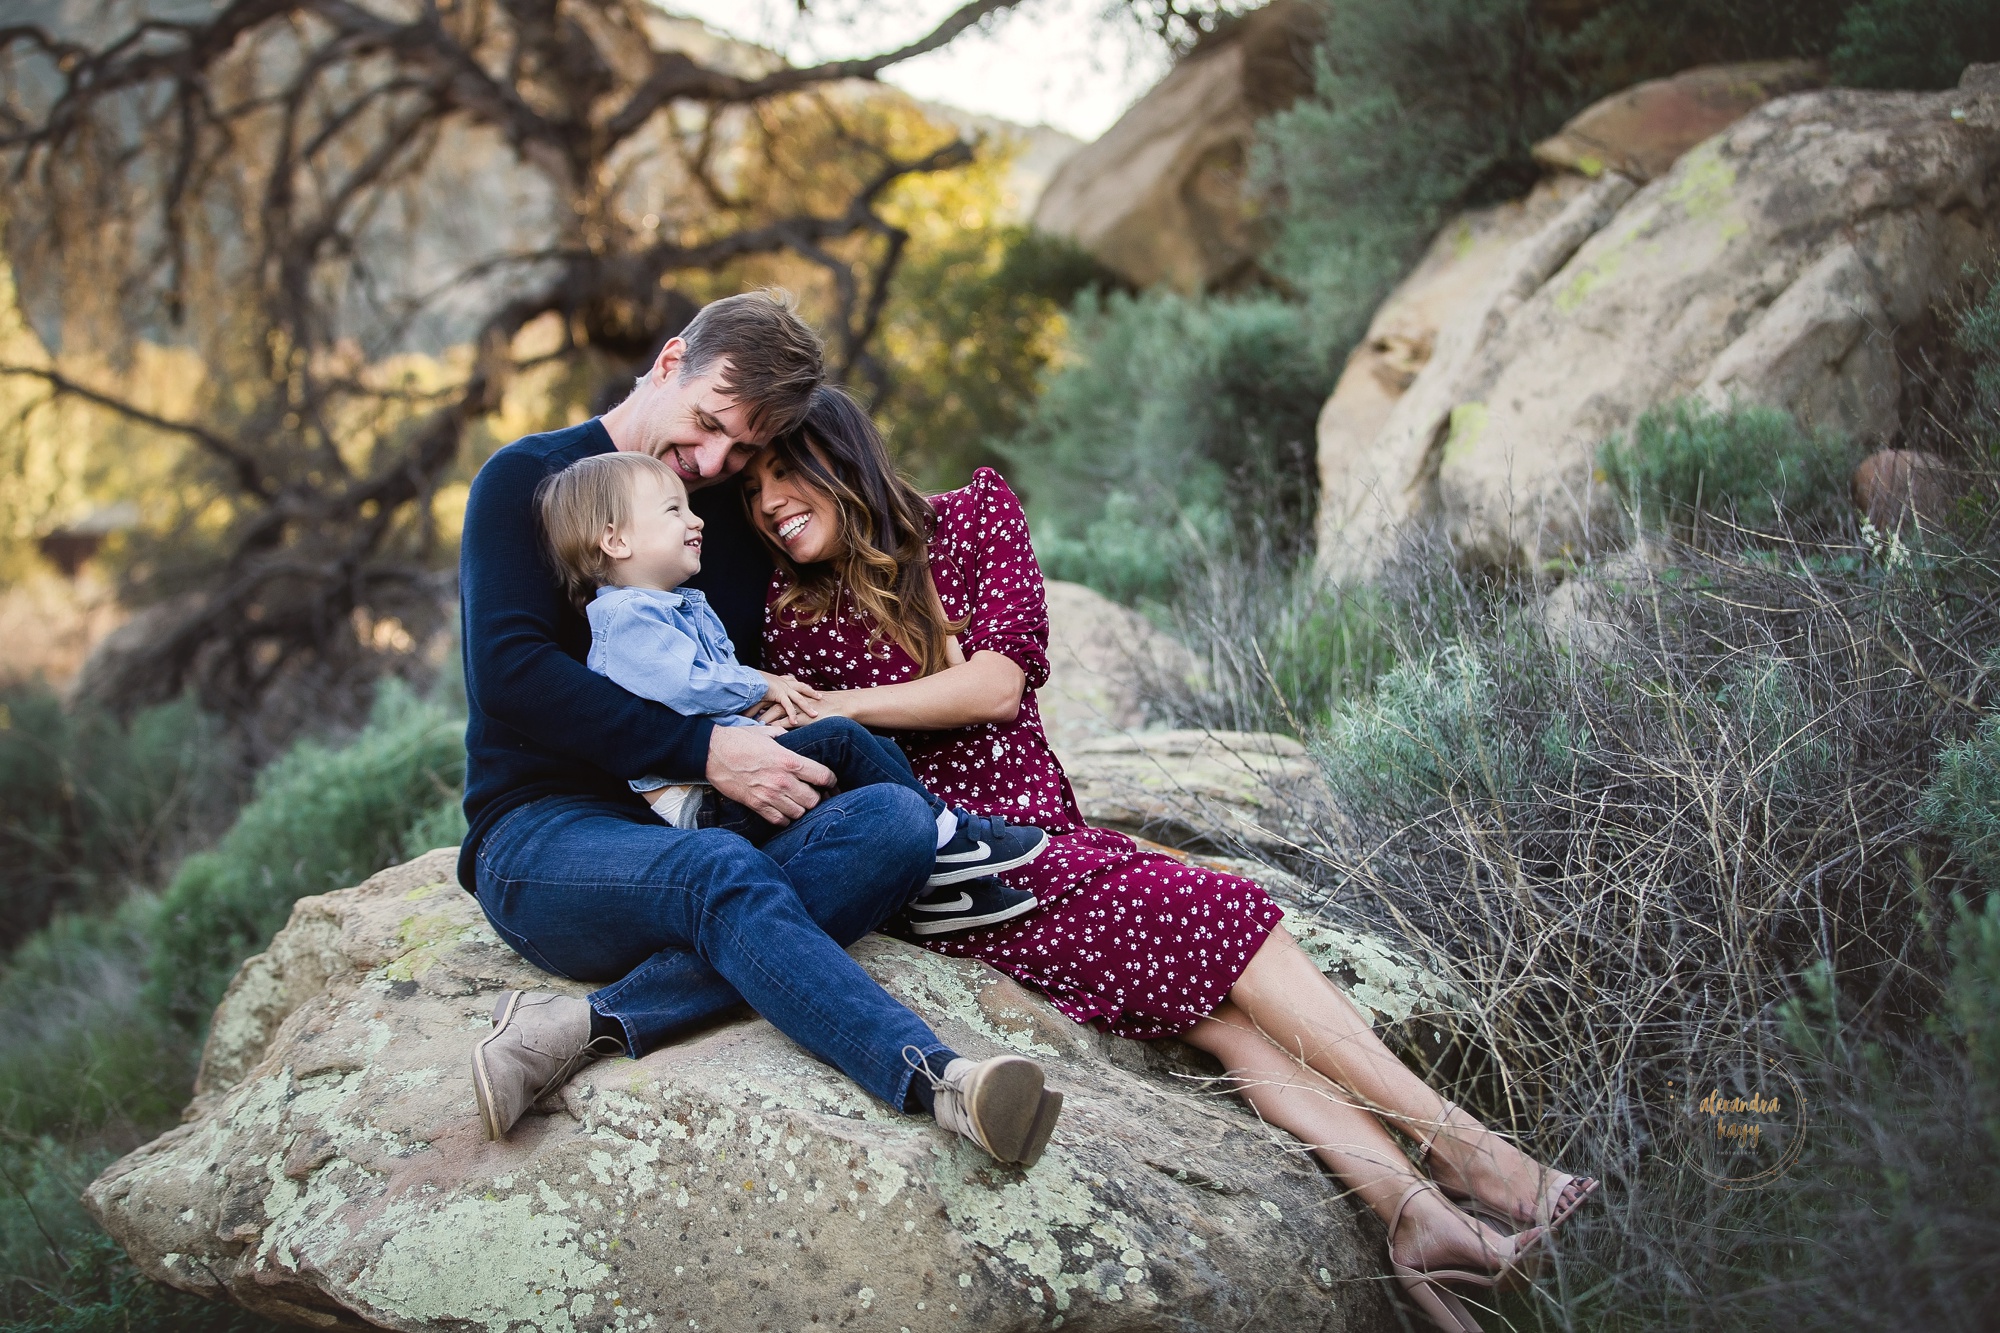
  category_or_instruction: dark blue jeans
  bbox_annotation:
[473,783,949,1109]
[713,717,946,844]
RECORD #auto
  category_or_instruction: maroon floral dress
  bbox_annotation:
[763,467,1284,1040]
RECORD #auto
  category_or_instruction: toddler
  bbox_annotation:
[536,450,1047,936]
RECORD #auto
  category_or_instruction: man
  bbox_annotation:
[457,291,1062,1167]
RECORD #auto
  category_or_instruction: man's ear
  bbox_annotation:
[652,336,687,384]
[598,523,630,561]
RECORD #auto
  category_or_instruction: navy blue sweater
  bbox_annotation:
[455,420,774,890]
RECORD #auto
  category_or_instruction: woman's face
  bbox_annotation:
[745,446,842,564]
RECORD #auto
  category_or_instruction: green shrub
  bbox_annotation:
[1,1139,284,1330]
[0,684,241,952]
[1744,897,2000,1333]
[1833,0,2000,90]
[1256,0,1577,359]
[1146,551,1400,733]
[144,680,465,1026]
[1945,890,2000,1114]
[1955,270,2000,432]
[877,226,1118,490]
[1002,289,1327,602]
[0,900,191,1143]
[1599,399,1855,536]
[1922,713,2000,891]
[1313,642,1523,821]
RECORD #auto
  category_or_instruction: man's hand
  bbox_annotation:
[754,671,821,727]
[705,724,834,825]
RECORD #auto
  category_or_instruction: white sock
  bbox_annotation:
[934,809,958,850]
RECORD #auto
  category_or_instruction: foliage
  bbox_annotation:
[1955,270,2000,430]
[1314,641,1528,821]
[1251,519,2000,1329]
[1002,289,1328,602]
[1945,891,2000,1122]
[0,675,467,1327]
[1139,549,1400,733]
[145,680,466,1026]
[1112,278,2000,1332]
[0,684,242,953]
[1733,898,2000,1333]
[1923,714,2000,891]
[0,902,190,1146]
[1256,0,1577,360]
[1599,399,1857,538]
[1833,0,2000,90]
[874,169,1119,487]
[1,1143,286,1330]
[0,2,1022,722]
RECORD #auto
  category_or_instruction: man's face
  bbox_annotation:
[641,342,766,491]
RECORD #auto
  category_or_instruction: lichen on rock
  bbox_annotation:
[86,849,1407,1332]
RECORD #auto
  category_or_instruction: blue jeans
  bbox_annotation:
[713,717,946,844]
[473,784,949,1109]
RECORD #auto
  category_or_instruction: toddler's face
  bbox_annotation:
[605,469,704,589]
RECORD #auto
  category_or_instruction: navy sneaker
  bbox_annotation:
[929,810,1050,887]
[900,877,1040,937]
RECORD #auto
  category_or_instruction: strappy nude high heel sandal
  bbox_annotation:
[1386,1179,1545,1333]
[1415,1100,1599,1233]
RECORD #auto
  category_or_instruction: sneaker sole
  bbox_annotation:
[927,829,1052,887]
[904,893,1041,937]
[1016,1089,1064,1168]
[966,1056,1047,1163]
[472,990,524,1143]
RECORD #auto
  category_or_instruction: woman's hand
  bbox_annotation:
[754,671,821,727]
[791,650,1023,730]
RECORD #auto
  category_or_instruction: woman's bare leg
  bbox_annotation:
[1224,925,1566,1222]
[1182,1000,1520,1274]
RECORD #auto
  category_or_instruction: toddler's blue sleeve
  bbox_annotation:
[597,599,769,720]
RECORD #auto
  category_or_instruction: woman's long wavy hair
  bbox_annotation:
[754,385,964,676]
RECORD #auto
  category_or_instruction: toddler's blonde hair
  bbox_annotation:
[536,451,679,609]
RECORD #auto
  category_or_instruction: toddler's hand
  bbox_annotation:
[755,671,821,727]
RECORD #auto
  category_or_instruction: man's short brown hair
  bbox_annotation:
[676,289,825,440]
[536,452,679,609]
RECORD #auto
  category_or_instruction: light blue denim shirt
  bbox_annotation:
[585,585,765,726]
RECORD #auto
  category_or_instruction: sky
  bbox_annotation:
[667,0,1170,143]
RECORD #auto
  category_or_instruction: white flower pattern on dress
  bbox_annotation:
[763,467,1284,1040]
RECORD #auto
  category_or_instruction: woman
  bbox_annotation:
[744,386,1593,1333]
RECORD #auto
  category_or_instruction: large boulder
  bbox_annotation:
[87,850,1424,1332]
[1317,67,2000,575]
[1531,60,1826,182]
[1313,175,1598,564]
[1031,2,1320,292]
[1060,730,1329,855]
[1039,582,1323,856]
[1038,580,1196,755]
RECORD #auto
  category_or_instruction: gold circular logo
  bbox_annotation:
[1664,1054,1807,1189]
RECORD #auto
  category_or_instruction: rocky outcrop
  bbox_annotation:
[1315,68,2000,575]
[1852,448,1955,533]
[1313,61,1827,576]
[1531,60,1826,182]
[1038,580,1196,755]
[1031,2,1319,292]
[1061,730,1329,854]
[1313,175,1600,566]
[87,849,1438,1332]
[1039,581,1325,854]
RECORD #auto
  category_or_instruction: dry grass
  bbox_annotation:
[1143,361,2000,1328]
